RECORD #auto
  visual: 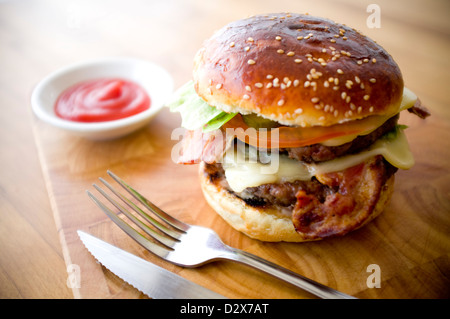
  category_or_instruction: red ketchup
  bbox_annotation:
[55,78,151,122]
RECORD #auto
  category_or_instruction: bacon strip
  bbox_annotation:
[407,98,431,119]
[292,156,396,239]
[176,129,233,164]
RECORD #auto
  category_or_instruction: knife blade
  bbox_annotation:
[77,230,227,299]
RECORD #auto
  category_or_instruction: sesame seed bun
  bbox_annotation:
[193,13,404,127]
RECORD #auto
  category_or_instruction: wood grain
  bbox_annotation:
[32,105,450,298]
[1,0,449,299]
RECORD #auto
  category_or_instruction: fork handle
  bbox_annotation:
[227,248,356,299]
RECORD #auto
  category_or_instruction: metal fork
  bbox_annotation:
[86,170,356,299]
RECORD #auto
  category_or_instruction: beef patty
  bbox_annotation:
[283,114,398,163]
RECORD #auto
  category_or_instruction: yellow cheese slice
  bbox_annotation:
[223,127,414,193]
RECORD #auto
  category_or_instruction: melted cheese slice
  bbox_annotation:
[223,127,414,193]
[320,87,417,146]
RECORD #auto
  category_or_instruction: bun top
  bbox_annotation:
[193,13,404,127]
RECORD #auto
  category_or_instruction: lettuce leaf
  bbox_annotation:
[167,81,236,131]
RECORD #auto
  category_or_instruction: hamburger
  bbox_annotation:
[168,13,429,242]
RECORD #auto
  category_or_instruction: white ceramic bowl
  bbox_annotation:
[31,57,173,140]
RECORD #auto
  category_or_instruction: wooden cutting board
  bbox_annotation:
[32,107,450,299]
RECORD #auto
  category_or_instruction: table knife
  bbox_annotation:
[78,230,227,299]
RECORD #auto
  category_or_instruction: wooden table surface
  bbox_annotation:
[1,0,449,299]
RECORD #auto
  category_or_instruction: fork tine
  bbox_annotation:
[98,178,182,240]
[107,170,190,232]
[92,184,178,248]
[86,190,170,259]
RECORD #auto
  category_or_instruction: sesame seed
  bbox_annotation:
[357,106,362,113]
[294,59,302,63]
[357,60,363,65]
[266,83,273,88]
[328,77,334,82]
[341,92,347,99]
[207,88,212,95]
[311,97,319,103]
[334,78,339,85]
[360,83,365,89]
[293,79,300,87]
[350,103,356,110]
[364,95,370,100]
[334,34,340,38]
[280,83,286,89]
[354,76,361,84]
[329,46,336,51]
[295,108,303,114]
[278,99,285,106]
[244,46,250,52]
[334,110,339,117]
[333,86,339,91]
[363,58,369,63]
[346,96,351,103]
[297,36,304,40]
[372,58,377,63]
[245,85,252,92]
[330,39,336,43]
[324,105,330,112]
[275,36,282,41]
[266,74,273,79]
[321,48,327,53]
[247,37,254,42]
[324,81,329,88]
[216,83,222,89]
[369,106,374,112]
[319,116,325,121]
[369,78,377,83]
[337,69,344,74]
[304,81,310,88]
[277,49,285,54]
[287,51,295,56]
[248,59,256,65]
[230,42,235,47]
[243,94,250,100]
[342,36,348,40]
[307,57,313,62]
[283,77,290,84]
[255,82,263,88]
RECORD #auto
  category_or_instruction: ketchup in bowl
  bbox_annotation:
[54,78,151,122]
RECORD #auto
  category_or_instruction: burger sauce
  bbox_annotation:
[55,78,151,122]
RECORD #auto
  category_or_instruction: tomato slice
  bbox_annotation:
[222,114,391,148]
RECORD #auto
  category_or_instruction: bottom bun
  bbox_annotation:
[199,161,395,242]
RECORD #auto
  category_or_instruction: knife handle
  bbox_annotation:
[226,248,356,299]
